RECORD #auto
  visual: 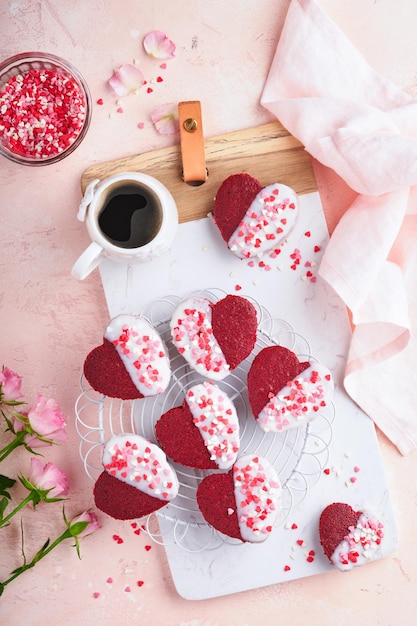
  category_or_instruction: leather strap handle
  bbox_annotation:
[178,101,208,186]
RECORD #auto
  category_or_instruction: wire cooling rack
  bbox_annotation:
[75,289,334,551]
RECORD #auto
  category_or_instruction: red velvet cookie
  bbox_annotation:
[155,381,239,470]
[247,345,334,432]
[93,434,179,520]
[170,294,258,380]
[84,314,171,399]
[319,503,385,571]
[196,454,281,543]
[213,173,299,259]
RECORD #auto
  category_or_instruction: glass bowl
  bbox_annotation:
[0,52,92,166]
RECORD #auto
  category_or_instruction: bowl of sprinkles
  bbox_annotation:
[0,52,91,165]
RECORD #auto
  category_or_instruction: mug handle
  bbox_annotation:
[71,241,104,280]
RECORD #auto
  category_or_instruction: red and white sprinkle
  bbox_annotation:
[170,297,230,381]
[105,314,171,396]
[257,363,334,433]
[331,513,384,571]
[233,454,281,542]
[102,434,179,501]
[228,183,298,260]
[186,381,240,469]
[0,68,87,160]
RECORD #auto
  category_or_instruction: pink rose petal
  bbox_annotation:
[108,64,145,97]
[151,103,179,135]
[143,30,176,59]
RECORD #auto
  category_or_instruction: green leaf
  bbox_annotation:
[0,474,16,499]
[33,538,51,564]
[0,496,9,521]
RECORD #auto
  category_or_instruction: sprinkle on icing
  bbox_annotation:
[102,434,179,501]
[170,297,230,381]
[186,381,239,470]
[331,513,385,571]
[257,363,334,432]
[229,183,298,259]
[105,314,171,396]
[233,454,281,542]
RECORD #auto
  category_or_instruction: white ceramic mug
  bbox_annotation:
[71,172,178,280]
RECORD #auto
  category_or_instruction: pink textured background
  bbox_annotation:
[1,1,417,623]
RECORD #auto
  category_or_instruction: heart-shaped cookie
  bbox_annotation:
[155,381,240,470]
[93,434,179,520]
[247,345,334,432]
[170,293,258,381]
[213,173,299,259]
[319,502,385,571]
[196,454,281,543]
[84,314,171,399]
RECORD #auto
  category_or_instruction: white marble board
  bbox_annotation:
[97,191,397,600]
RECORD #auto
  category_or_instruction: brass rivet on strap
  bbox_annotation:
[183,117,198,132]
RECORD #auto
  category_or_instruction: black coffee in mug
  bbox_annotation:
[97,181,163,249]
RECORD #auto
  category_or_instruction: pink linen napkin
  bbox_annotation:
[261,0,417,454]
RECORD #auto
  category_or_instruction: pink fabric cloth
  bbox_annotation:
[261,0,417,455]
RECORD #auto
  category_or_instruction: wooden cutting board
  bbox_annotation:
[81,121,317,224]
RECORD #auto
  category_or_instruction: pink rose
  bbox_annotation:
[27,457,70,498]
[69,510,101,537]
[26,393,67,444]
[0,367,24,403]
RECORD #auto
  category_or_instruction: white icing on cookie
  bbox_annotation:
[257,362,334,432]
[105,314,171,396]
[170,297,230,381]
[233,454,281,542]
[185,381,239,470]
[330,512,385,571]
[228,183,298,259]
[102,434,179,501]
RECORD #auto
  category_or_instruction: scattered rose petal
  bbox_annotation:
[284,565,291,571]
[96,98,104,105]
[138,122,145,129]
[93,592,100,599]
[137,580,144,587]
[145,545,152,551]
[160,63,167,70]
[143,30,176,59]
[151,103,179,135]
[108,64,145,97]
